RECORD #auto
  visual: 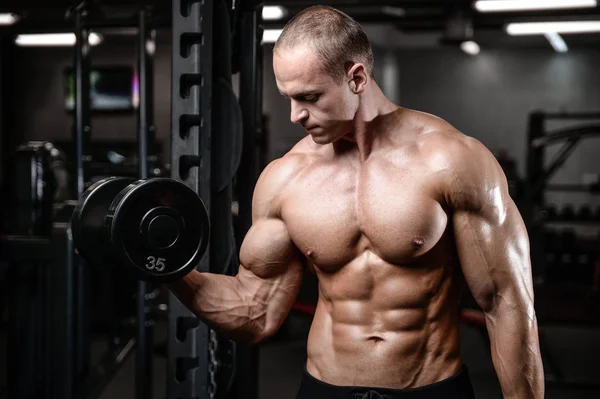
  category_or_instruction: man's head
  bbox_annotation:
[273,6,374,144]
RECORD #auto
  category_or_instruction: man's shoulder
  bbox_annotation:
[263,137,316,181]
[409,112,489,171]
[423,130,481,162]
[411,115,506,210]
[253,138,316,212]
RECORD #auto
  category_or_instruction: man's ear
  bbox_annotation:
[346,62,368,94]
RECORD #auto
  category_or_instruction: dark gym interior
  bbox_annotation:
[1,1,600,398]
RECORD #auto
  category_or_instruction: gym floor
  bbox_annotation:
[86,314,600,399]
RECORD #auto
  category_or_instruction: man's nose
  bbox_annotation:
[290,101,308,124]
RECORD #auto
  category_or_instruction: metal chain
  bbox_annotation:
[208,329,220,399]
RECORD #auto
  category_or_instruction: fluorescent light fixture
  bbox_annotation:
[460,40,480,55]
[475,0,597,12]
[506,21,600,35]
[544,32,569,52]
[262,29,283,44]
[262,6,287,20]
[382,6,406,17]
[0,13,19,25]
[15,33,103,47]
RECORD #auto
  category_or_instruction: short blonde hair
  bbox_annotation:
[274,5,374,82]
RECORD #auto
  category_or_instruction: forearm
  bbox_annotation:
[166,270,268,344]
[485,299,544,399]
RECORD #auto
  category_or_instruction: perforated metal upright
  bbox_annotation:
[169,0,213,398]
[72,4,92,387]
[229,3,262,399]
[136,8,156,399]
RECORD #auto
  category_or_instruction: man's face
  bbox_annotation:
[273,45,357,144]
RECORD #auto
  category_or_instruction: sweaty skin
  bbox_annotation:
[168,45,544,398]
[274,120,465,388]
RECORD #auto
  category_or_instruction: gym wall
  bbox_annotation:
[261,46,600,211]
[8,30,172,163]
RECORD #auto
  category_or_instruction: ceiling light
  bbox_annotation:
[460,40,480,55]
[262,6,287,21]
[0,13,19,25]
[382,6,406,17]
[15,33,103,47]
[475,0,597,12]
[506,21,600,35]
[544,32,568,52]
[262,29,283,44]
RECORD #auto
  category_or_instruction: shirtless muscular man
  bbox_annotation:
[168,6,544,399]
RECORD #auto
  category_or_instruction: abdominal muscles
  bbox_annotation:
[305,248,463,389]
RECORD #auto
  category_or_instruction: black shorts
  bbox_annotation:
[296,365,476,399]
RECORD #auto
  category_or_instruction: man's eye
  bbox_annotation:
[305,95,319,103]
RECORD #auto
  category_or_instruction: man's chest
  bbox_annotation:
[280,158,449,270]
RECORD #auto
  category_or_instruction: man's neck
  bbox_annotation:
[335,82,399,162]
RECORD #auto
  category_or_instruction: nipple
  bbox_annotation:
[306,249,313,257]
[412,236,426,249]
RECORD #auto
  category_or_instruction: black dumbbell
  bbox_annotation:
[71,177,210,282]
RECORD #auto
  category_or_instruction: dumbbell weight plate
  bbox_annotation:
[106,178,209,282]
[71,177,135,269]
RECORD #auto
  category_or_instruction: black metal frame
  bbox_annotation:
[72,4,91,199]
[3,0,265,397]
[135,8,156,399]
[168,0,213,398]
[44,203,78,399]
[228,2,263,399]
[1,5,160,399]
[72,5,93,385]
[3,5,98,399]
[5,240,49,399]
[1,204,81,399]
[0,17,85,394]
[525,110,600,390]
[526,112,600,201]
[236,2,262,249]
[68,8,158,399]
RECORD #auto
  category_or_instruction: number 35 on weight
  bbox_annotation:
[146,256,167,272]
